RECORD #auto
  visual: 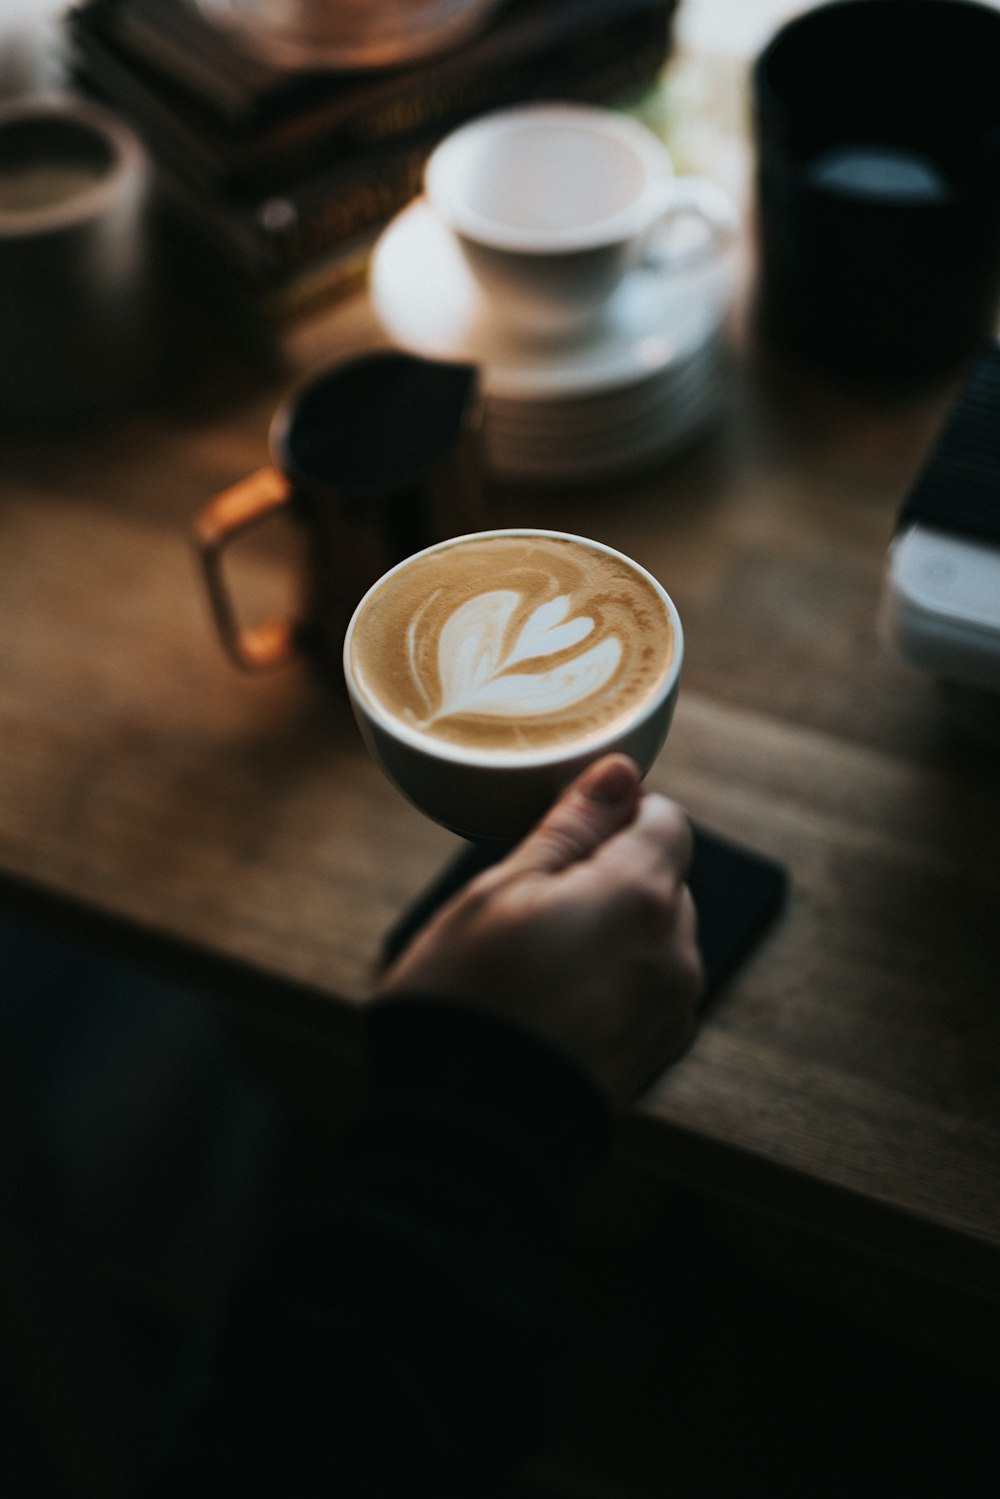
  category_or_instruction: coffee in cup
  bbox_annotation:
[344,529,682,842]
[0,95,151,416]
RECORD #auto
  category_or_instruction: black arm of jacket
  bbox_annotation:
[159,997,612,1499]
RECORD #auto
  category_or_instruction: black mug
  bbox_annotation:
[753,0,1000,382]
[195,350,485,674]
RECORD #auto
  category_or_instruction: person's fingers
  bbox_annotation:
[503,754,642,877]
[670,883,704,1000]
[592,792,694,893]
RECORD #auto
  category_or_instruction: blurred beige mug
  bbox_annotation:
[194,351,486,675]
[344,528,683,843]
[424,102,738,340]
[0,95,151,416]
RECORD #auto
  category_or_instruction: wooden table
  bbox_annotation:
[3,227,999,1339]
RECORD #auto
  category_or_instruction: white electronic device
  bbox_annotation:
[880,522,1000,693]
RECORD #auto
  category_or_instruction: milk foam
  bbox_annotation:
[412,589,622,724]
[350,534,674,755]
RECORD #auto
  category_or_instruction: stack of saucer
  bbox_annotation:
[370,194,738,484]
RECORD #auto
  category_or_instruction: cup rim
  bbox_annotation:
[752,0,1000,121]
[343,527,684,769]
[424,102,675,255]
[0,96,147,239]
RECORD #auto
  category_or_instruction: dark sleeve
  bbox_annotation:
[162,997,611,1499]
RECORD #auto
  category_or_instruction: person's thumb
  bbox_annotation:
[505,754,642,876]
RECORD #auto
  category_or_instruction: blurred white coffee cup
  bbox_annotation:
[424,102,737,341]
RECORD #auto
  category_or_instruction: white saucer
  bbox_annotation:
[484,360,725,482]
[369,196,737,403]
[486,333,723,437]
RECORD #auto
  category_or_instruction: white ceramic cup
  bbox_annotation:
[424,102,737,340]
[343,528,683,844]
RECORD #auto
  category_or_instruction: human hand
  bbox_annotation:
[378,755,703,1108]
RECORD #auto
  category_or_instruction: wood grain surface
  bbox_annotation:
[2,261,998,1305]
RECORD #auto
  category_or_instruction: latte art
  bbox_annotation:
[409,588,622,725]
[349,533,674,755]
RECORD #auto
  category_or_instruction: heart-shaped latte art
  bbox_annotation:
[411,589,622,724]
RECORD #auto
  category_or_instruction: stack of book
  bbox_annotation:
[66,0,680,322]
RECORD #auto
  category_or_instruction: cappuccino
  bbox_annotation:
[347,531,675,759]
[345,529,682,840]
